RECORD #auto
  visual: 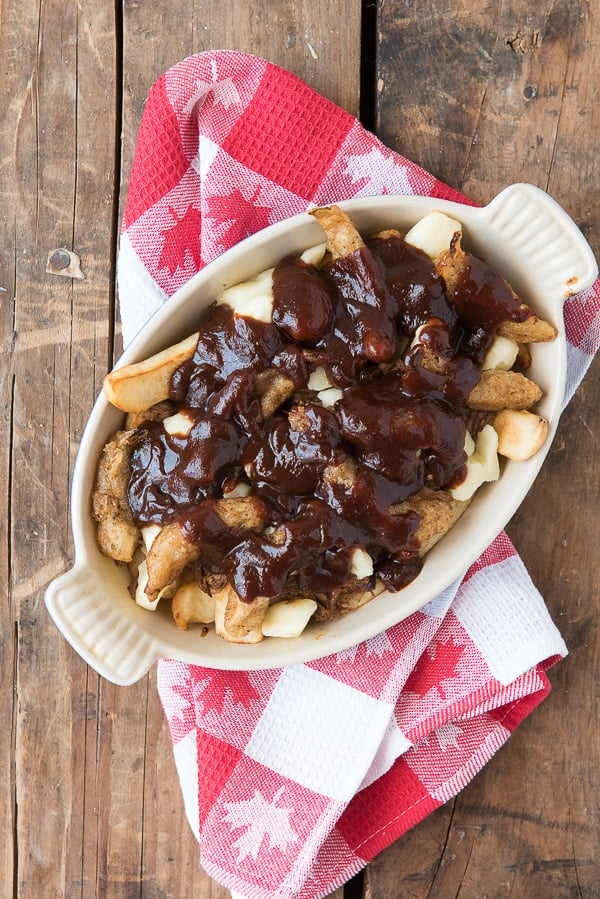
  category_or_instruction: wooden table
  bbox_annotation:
[2,1,598,896]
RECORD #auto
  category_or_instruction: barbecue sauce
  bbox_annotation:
[128,231,525,603]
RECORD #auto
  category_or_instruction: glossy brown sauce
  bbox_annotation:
[128,232,526,602]
[450,249,531,362]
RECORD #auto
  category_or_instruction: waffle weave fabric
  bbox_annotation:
[116,51,599,899]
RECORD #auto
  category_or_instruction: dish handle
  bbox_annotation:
[480,182,598,300]
[45,564,161,685]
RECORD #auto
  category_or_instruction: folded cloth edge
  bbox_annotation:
[116,48,596,899]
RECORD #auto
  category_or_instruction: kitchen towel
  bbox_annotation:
[117,51,599,899]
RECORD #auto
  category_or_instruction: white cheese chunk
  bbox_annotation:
[308,366,333,391]
[141,524,161,553]
[261,598,318,638]
[404,211,463,261]
[218,267,274,322]
[350,547,374,579]
[163,410,195,437]
[450,424,500,502]
[317,387,343,408]
[463,429,476,457]
[222,482,252,498]
[300,242,327,266]
[482,335,520,371]
[135,559,160,611]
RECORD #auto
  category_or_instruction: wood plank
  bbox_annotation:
[1,0,118,896]
[0,5,20,890]
[119,1,363,272]
[7,0,597,896]
[103,4,363,897]
[369,1,600,894]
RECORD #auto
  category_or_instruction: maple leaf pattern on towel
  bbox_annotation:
[335,631,395,665]
[341,147,413,196]
[196,671,262,716]
[223,786,298,862]
[183,60,242,116]
[405,638,466,700]
[434,721,464,752]
[206,187,273,252]
[158,204,202,275]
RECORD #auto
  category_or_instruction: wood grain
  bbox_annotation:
[2,0,119,895]
[368,1,600,895]
[106,2,359,897]
[1,0,598,896]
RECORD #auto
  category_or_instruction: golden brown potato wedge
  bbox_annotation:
[93,494,140,563]
[496,313,558,343]
[103,332,198,413]
[310,205,365,258]
[390,487,470,556]
[172,581,216,631]
[436,236,556,343]
[213,584,269,643]
[214,496,266,531]
[125,400,176,430]
[255,368,296,418]
[467,370,543,411]
[145,523,200,603]
[92,430,140,562]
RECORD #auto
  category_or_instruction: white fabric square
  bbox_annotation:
[172,730,200,842]
[117,232,168,348]
[360,717,412,790]
[244,665,392,802]
[420,578,462,618]
[454,556,568,685]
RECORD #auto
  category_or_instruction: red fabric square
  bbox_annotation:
[336,756,439,861]
[124,75,191,228]
[196,730,244,827]
[222,64,354,199]
[488,665,551,732]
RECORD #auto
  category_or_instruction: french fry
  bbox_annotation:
[172,581,216,630]
[373,228,403,241]
[467,369,543,411]
[436,234,557,342]
[312,578,385,621]
[145,523,200,603]
[516,342,532,370]
[255,368,295,418]
[390,487,470,556]
[92,430,140,562]
[496,313,558,343]
[144,497,265,603]
[214,496,266,530]
[336,581,385,613]
[92,494,140,563]
[125,400,176,430]
[310,205,365,258]
[213,583,269,643]
[103,332,198,412]
[434,233,465,296]
[418,342,542,410]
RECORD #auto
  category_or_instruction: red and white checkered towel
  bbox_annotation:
[117,51,599,899]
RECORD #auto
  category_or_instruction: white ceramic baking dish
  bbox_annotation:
[45,184,598,684]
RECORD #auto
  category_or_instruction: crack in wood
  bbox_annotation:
[505,28,541,54]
